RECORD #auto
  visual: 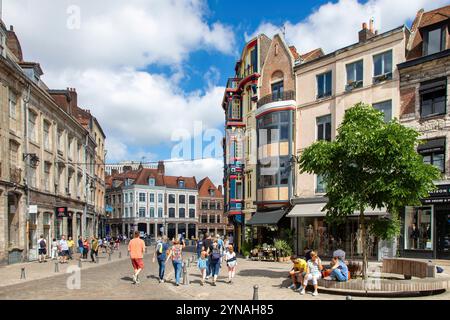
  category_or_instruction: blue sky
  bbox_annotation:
[3,0,450,185]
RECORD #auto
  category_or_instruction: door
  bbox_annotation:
[436,210,450,259]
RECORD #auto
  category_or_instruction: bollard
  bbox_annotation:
[78,260,82,268]
[119,251,122,259]
[20,267,26,280]
[253,285,259,300]
[108,252,112,261]
[54,262,59,273]
[182,260,189,285]
[346,296,352,300]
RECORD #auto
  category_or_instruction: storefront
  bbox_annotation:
[288,198,388,260]
[400,184,450,259]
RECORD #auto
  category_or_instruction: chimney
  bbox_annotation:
[157,161,165,175]
[67,87,77,115]
[369,18,374,33]
[359,21,376,43]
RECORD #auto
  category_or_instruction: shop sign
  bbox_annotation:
[422,184,450,204]
[55,207,69,218]
[28,205,38,214]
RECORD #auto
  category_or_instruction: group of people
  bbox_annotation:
[127,231,237,286]
[288,249,349,297]
[37,235,75,263]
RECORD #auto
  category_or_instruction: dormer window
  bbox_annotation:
[423,24,446,56]
[178,180,185,188]
[209,189,215,197]
[148,178,155,187]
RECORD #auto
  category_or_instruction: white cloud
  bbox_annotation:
[165,158,223,187]
[246,0,450,55]
[3,0,235,70]
[2,0,231,166]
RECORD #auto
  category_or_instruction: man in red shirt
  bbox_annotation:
[128,230,146,284]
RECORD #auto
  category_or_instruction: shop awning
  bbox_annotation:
[287,203,388,218]
[246,209,286,226]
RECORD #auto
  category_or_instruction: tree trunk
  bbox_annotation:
[359,206,368,280]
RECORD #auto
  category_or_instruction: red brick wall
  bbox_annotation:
[400,87,416,116]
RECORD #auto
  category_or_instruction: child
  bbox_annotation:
[197,251,208,286]
[225,245,237,284]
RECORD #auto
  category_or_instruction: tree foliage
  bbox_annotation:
[298,103,440,276]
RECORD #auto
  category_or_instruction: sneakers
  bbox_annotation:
[300,288,306,295]
[288,284,297,290]
[159,279,165,283]
[212,281,217,286]
[132,274,137,284]
[135,277,140,284]
[294,285,303,292]
[312,290,319,296]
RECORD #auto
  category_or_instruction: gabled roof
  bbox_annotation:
[198,177,222,197]
[300,48,324,63]
[134,168,164,186]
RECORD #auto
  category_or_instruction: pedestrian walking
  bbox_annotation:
[203,233,212,279]
[153,236,170,283]
[128,231,146,284]
[90,237,99,263]
[59,236,69,264]
[37,234,47,263]
[301,251,323,296]
[196,235,204,259]
[51,238,58,260]
[166,239,185,286]
[225,245,237,284]
[197,250,208,286]
[67,237,74,260]
[77,236,84,259]
[82,238,90,260]
[207,240,221,286]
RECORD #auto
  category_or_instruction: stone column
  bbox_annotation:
[0,190,8,264]
[215,228,218,237]
[175,223,178,239]
[195,224,198,239]
[185,223,189,239]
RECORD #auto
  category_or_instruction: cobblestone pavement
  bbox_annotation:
[1,248,449,300]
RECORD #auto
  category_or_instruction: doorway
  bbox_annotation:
[436,209,450,259]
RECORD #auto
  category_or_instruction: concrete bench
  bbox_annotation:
[382,258,435,279]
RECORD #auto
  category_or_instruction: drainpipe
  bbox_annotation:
[23,84,31,261]
[83,134,88,239]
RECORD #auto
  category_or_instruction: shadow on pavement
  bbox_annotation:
[238,269,287,279]
[121,276,134,282]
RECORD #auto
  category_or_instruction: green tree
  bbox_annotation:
[298,103,440,279]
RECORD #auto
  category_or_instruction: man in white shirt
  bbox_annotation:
[37,235,47,263]
[59,235,69,264]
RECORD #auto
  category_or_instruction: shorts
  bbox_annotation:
[131,258,144,270]
[38,248,47,255]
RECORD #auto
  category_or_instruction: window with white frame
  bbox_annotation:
[9,91,17,119]
[138,207,146,218]
[28,110,37,142]
[373,50,392,83]
[43,121,51,150]
[149,193,155,203]
[158,194,163,203]
[158,207,163,218]
[373,100,392,123]
[139,193,146,202]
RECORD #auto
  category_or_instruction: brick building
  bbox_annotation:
[197,177,232,237]
[398,5,450,259]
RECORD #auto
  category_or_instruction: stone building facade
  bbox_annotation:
[398,5,450,259]
[0,21,105,264]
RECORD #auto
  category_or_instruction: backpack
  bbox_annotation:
[39,239,46,249]
[156,242,163,255]
[211,249,221,261]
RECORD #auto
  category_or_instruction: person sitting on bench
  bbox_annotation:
[330,256,349,282]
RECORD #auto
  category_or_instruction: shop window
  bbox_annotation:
[404,206,433,250]
[420,78,446,118]
[373,100,392,123]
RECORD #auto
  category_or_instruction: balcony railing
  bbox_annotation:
[257,90,295,109]
[241,64,257,78]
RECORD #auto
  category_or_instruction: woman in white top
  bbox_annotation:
[225,245,237,284]
[51,238,58,260]
[301,251,323,296]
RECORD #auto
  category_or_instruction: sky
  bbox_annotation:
[2,0,450,186]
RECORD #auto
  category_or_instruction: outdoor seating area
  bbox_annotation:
[250,245,278,262]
